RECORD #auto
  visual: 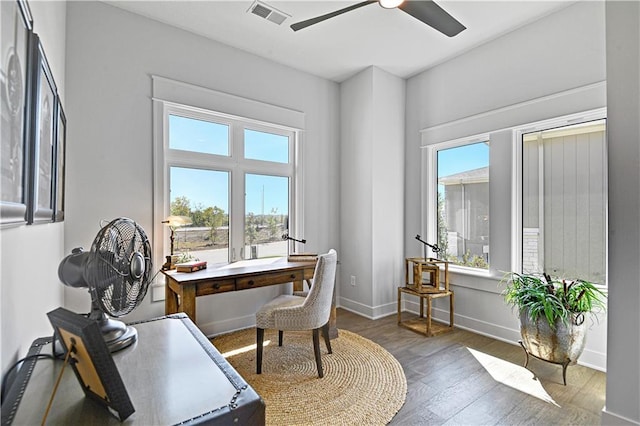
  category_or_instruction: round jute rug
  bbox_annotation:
[212,328,406,426]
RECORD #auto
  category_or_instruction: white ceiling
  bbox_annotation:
[105,0,576,82]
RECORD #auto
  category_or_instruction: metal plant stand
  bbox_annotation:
[519,340,572,386]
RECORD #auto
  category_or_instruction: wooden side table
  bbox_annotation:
[397,286,454,337]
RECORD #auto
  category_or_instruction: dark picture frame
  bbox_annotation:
[0,0,33,227]
[27,33,57,224]
[53,101,65,221]
[46,307,135,422]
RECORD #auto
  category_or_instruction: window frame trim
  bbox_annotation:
[151,79,304,302]
[424,132,491,276]
[511,107,608,282]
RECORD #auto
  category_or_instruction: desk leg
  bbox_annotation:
[397,287,401,325]
[426,296,433,337]
[181,284,197,323]
[449,291,455,327]
[165,278,179,315]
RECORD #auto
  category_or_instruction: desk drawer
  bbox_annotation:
[237,270,302,290]
[196,279,236,296]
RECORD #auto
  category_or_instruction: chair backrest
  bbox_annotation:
[301,249,337,328]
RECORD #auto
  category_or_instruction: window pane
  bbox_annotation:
[170,167,229,264]
[244,129,289,163]
[437,142,490,269]
[522,120,606,284]
[169,115,229,156]
[244,173,288,259]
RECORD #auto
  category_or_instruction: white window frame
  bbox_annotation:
[511,107,607,281]
[424,133,491,276]
[150,76,305,301]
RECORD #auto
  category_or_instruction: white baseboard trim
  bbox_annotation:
[338,297,375,318]
[340,296,607,371]
[338,296,398,320]
[601,408,640,425]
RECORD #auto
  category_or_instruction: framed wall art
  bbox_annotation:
[27,33,57,225]
[1,0,33,227]
[53,101,65,221]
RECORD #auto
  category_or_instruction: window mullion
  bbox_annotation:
[229,122,245,261]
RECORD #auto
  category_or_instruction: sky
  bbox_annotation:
[169,115,289,215]
[437,141,489,179]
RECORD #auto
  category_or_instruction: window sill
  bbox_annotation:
[439,264,503,295]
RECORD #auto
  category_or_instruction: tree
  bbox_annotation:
[266,208,280,240]
[437,192,449,256]
[171,196,191,217]
[245,213,258,246]
[202,206,225,243]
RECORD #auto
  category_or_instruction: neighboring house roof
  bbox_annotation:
[438,166,488,186]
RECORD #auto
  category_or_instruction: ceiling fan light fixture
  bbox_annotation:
[379,0,404,9]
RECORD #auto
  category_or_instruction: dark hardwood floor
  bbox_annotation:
[336,308,606,425]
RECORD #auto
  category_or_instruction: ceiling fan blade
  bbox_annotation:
[291,0,377,32]
[399,1,466,37]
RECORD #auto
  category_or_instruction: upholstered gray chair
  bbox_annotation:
[256,249,337,378]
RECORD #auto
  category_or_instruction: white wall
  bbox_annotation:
[405,0,608,370]
[603,2,640,424]
[339,69,374,311]
[63,2,340,335]
[0,1,67,374]
[339,66,405,318]
[371,69,405,313]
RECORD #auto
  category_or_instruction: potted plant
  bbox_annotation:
[502,272,606,384]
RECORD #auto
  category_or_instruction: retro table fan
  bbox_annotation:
[58,217,152,352]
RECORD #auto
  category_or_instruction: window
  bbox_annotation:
[520,118,607,284]
[429,139,490,270]
[161,106,297,266]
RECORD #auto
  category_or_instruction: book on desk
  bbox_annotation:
[175,260,207,273]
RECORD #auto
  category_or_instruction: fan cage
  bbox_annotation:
[86,218,152,317]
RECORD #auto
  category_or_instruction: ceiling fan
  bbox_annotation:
[290,0,466,37]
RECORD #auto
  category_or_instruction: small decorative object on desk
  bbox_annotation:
[175,260,207,273]
[288,253,318,262]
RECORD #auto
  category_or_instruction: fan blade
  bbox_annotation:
[399,1,465,37]
[291,0,377,32]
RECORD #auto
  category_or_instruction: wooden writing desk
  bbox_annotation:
[163,258,338,338]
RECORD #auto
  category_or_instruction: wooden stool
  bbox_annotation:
[397,286,454,337]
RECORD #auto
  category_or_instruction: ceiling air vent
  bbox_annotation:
[248,0,290,25]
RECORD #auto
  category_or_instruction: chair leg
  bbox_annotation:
[278,330,283,347]
[256,328,264,374]
[312,328,324,378]
[321,322,332,354]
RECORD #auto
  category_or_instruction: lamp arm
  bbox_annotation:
[281,232,306,244]
[415,234,441,259]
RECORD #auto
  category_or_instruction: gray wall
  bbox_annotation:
[1,1,66,373]
[339,66,405,318]
[604,2,640,424]
[405,0,608,370]
[63,2,340,335]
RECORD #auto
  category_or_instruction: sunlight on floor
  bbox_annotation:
[221,340,271,358]
[467,347,560,407]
